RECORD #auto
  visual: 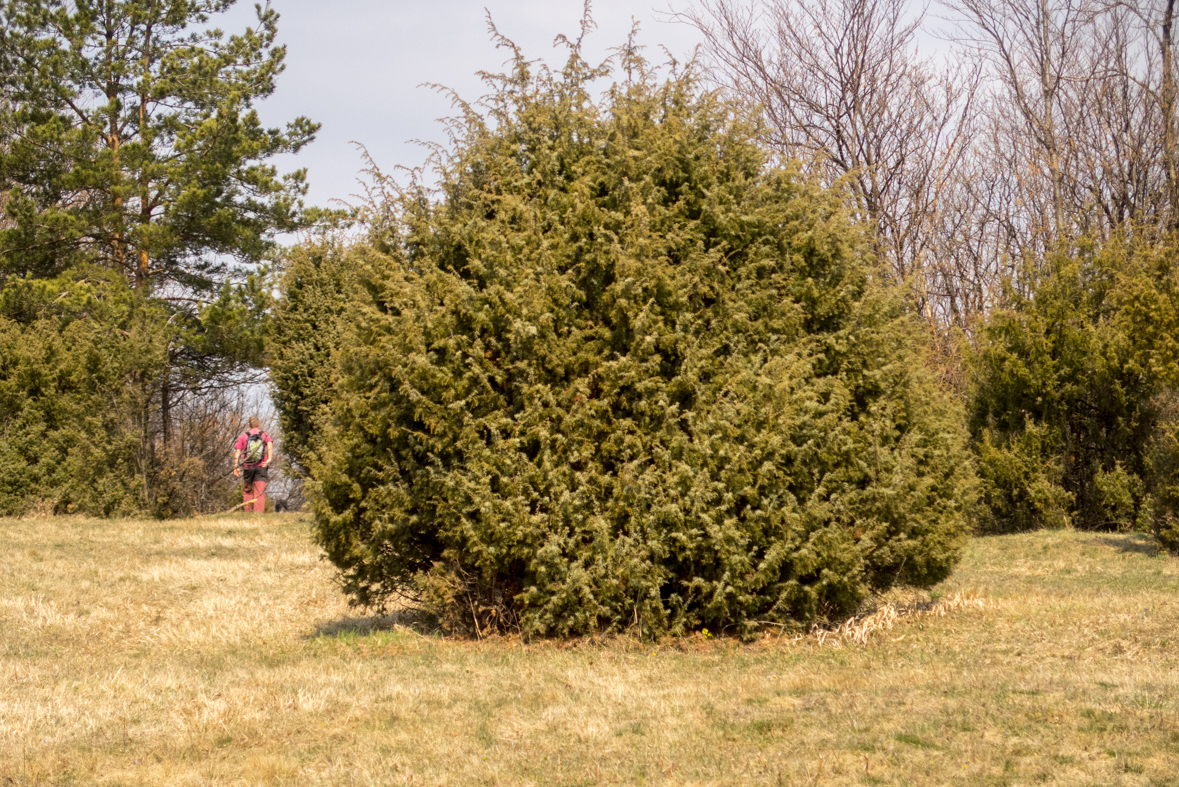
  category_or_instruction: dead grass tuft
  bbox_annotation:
[19,497,58,520]
[808,591,991,647]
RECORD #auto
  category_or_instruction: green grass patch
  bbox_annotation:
[894,733,940,750]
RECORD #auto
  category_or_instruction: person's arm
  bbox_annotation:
[233,447,242,477]
[262,439,273,468]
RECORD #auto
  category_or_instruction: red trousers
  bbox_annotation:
[243,471,267,513]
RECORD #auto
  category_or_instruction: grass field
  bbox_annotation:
[2,514,1178,786]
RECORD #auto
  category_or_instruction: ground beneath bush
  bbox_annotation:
[1,514,1177,785]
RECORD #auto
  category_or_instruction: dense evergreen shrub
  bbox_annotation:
[270,240,353,474]
[0,267,166,516]
[297,44,975,636]
[970,237,1179,543]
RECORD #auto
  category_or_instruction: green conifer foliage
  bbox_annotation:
[0,267,167,515]
[970,236,1179,541]
[0,0,317,290]
[270,240,352,473]
[301,43,974,636]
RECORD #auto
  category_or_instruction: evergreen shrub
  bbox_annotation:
[1145,403,1179,552]
[970,237,1179,544]
[0,267,166,516]
[297,43,976,636]
[270,240,353,474]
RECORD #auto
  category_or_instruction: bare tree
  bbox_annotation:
[681,0,980,323]
[1159,0,1179,227]
[1061,6,1162,234]
[946,0,1095,244]
[1104,0,1179,233]
[684,0,1179,333]
[945,0,1179,247]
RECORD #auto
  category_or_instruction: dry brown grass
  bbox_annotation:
[2,515,1178,786]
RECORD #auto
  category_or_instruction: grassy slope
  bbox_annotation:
[1,514,1178,786]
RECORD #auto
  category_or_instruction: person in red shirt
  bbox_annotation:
[233,416,273,513]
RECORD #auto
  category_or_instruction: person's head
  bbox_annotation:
[248,416,260,430]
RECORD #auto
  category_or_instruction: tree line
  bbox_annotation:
[3,0,1178,635]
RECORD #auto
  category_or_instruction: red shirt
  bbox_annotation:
[235,429,272,467]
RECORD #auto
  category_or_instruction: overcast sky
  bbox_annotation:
[219,1,705,212]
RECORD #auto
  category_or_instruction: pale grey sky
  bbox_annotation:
[221,1,705,211]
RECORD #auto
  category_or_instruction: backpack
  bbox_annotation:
[243,431,266,466]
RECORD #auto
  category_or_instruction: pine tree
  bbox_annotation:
[0,0,317,290]
[291,34,975,637]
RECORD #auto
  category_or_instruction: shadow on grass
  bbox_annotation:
[310,608,439,639]
[1096,534,1161,557]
